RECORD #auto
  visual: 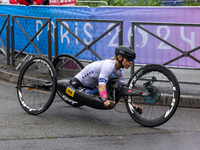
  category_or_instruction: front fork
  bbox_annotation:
[123,76,157,97]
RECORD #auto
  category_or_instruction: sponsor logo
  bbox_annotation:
[66,86,75,97]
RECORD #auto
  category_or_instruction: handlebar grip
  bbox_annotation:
[110,101,116,107]
[104,103,108,108]
[104,100,116,108]
[133,106,142,114]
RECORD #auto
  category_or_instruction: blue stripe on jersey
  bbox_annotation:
[99,78,108,84]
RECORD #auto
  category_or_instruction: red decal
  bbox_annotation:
[128,90,132,93]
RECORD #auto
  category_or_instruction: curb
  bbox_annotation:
[179,95,200,109]
[0,68,19,84]
[0,67,200,109]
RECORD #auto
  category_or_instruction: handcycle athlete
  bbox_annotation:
[17,45,180,127]
[68,45,142,113]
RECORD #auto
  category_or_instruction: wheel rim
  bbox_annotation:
[18,58,56,114]
[126,65,179,127]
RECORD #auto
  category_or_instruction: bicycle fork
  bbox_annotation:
[123,77,157,98]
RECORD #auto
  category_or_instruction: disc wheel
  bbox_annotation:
[17,57,57,115]
[125,64,180,127]
[53,54,84,107]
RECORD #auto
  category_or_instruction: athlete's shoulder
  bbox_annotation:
[102,59,116,65]
[102,60,116,69]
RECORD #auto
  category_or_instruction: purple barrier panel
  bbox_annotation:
[94,7,200,68]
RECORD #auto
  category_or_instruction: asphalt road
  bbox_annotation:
[0,80,200,150]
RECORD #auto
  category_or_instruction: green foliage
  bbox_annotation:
[78,0,200,6]
[182,0,200,6]
[103,0,162,6]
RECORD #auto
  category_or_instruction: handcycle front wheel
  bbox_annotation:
[17,57,57,115]
[125,64,180,127]
[53,54,84,107]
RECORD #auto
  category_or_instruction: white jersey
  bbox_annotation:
[75,60,124,88]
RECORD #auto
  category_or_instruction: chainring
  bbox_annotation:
[143,86,161,104]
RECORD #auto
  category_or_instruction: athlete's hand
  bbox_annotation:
[132,102,143,114]
[104,100,116,108]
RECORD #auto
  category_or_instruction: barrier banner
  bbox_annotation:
[0,5,200,67]
[94,7,200,68]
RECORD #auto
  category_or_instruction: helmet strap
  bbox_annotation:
[116,56,124,68]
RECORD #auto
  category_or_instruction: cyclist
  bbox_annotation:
[70,45,143,112]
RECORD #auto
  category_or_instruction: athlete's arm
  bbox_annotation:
[98,84,115,108]
[98,84,107,99]
[98,60,116,108]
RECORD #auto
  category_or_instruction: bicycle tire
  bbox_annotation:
[125,64,180,127]
[53,54,84,107]
[17,57,57,115]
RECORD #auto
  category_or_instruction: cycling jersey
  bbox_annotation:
[75,59,124,89]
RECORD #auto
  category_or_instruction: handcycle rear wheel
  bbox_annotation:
[53,54,84,107]
[125,64,180,127]
[17,57,57,115]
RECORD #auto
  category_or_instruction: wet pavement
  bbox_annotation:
[0,79,199,150]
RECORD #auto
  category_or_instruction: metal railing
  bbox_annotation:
[76,1,108,7]
[130,21,200,73]
[54,18,123,60]
[0,15,10,65]
[162,1,200,6]
[11,16,52,66]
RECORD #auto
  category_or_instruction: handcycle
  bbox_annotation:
[17,54,180,127]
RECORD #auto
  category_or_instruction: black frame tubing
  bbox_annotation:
[54,19,123,60]
[11,15,51,66]
[131,21,200,69]
[0,14,10,65]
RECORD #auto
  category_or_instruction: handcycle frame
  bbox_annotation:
[56,77,148,110]
[17,54,180,127]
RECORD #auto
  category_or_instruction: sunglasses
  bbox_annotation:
[125,57,134,62]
